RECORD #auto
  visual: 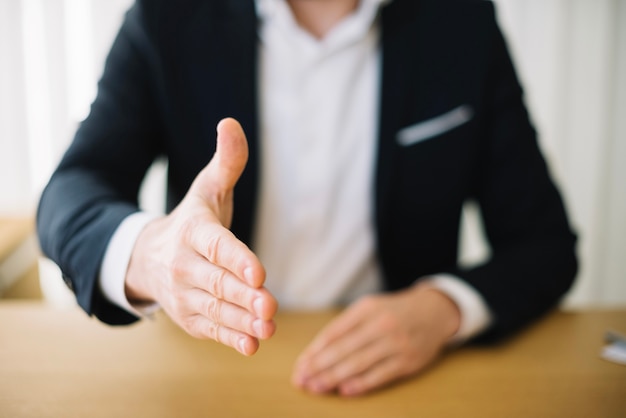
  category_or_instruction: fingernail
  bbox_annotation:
[253,298,264,317]
[244,267,254,285]
[238,338,247,354]
[253,319,264,338]
[308,380,326,394]
[296,374,309,388]
[340,384,356,396]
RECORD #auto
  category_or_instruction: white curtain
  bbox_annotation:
[492,0,626,307]
[1,0,624,307]
[0,0,135,214]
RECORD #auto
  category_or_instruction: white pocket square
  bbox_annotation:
[396,104,474,147]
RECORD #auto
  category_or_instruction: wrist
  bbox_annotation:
[124,216,164,304]
[99,211,160,317]
[410,284,461,342]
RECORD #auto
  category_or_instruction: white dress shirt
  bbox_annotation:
[99,0,492,341]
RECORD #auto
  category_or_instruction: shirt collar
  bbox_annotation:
[255,0,392,49]
[255,0,393,27]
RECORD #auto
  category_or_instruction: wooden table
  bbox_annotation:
[0,218,34,262]
[0,217,39,299]
[0,302,624,417]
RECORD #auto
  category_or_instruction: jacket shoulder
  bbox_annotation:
[131,0,255,42]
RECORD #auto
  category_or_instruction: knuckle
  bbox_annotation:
[205,232,223,264]
[233,285,249,309]
[186,317,219,342]
[208,268,227,299]
[205,297,222,323]
[168,255,188,279]
[206,321,219,342]
[214,325,240,351]
[178,216,199,245]
[377,311,400,333]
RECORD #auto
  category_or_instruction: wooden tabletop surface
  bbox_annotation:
[0,217,34,261]
[0,301,624,417]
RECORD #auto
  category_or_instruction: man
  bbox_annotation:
[37,0,578,397]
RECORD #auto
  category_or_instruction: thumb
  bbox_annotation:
[210,117,249,190]
[188,118,249,218]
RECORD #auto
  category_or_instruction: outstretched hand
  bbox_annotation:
[125,118,278,355]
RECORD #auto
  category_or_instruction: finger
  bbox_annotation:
[188,222,267,289]
[248,287,278,321]
[337,356,407,397]
[185,254,277,320]
[296,296,379,360]
[293,319,377,381]
[297,338,394,394]
[185,288,276,340]
[293,302,383,386]
[211,118,249,191]
[190,117,249,200]
[185,314,260,356]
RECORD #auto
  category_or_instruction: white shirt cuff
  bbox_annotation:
[420,274,493,344]
[99,211,161,319]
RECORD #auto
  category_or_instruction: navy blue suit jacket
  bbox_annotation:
[37,0,577,341]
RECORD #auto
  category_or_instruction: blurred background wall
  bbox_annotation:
[0,0,624,307]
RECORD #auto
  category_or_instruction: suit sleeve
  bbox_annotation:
[37,2,164,325]
[448,7,578,341]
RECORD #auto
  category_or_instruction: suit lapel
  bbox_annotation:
[375,0,423,273]
[199,1,260,243]
[218,2,260,244]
